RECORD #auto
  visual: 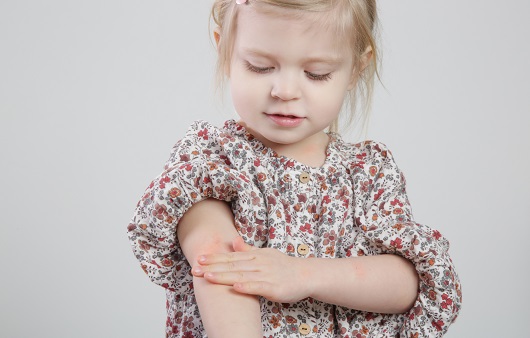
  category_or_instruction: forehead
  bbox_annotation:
[233,5,352,61]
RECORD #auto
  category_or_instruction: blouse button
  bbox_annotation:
[297,244,310,256]
[298,323,311,335]
[299,172,310,184]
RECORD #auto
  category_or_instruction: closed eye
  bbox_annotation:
[305,71,332,81]
[245,61,332,81]
[245,61,273,74]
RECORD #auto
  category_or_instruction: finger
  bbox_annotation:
[233,281,273,298]
[232,236,257,252]
[198,251,255,265]
[192,260,258,277]
[203,271,257,286]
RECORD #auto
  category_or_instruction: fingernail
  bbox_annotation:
[198,255,206,263]
[193,266,202,274]
[205,272,214,278]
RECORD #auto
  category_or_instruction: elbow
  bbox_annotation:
[389,256,420,314]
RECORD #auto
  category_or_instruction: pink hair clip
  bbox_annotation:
[236,0,248,4]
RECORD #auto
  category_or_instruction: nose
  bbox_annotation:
[270,71,301,101]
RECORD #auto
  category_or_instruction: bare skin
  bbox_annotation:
[177,199,263,338]
[178,199,419,338]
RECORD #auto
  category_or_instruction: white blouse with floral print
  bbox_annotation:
[128,120,462,338]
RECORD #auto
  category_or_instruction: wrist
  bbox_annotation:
[298,256,320,300]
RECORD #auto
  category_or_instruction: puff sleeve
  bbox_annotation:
[126,121,256,292]
[351,141,462,337]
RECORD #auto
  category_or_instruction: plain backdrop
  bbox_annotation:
[1,1,529,337]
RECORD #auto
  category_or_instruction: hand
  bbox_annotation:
[192,237,311,303]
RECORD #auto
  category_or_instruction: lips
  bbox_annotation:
[265,113,305,127]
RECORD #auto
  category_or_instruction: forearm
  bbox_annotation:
[302,254,419,314]
[177,199,262,338]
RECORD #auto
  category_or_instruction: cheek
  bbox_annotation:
[230,73,268,112]
[310,86,348,112]
[230,80,259,115]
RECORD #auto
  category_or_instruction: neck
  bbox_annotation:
[260,132,330,168]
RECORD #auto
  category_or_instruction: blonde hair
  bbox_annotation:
[211,0,379,134]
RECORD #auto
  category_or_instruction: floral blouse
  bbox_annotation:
[128,120,462,337]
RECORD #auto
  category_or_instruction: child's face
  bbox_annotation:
[229,6,356,150]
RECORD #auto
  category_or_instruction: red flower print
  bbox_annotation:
[390,237,403,249]
[374,188,384,201]
[127,223,136,231]
[432,319,444,331]
[323,230,337,246]
[285,316,297,324]
[198,128,209,140]
[181,163,192,171]
[168,187,181,198]
[369,165,377,176]
[307,204,317,214]
[428,290,437,300]
[254,158,261,167]
[297,194,307,203]
[300,223,313,234]
[257,172,267,181]
[138,240,151,251]
[351,329,366,338]
[390,198,404,207]
[413,305,423,317]
[159,175,170,189]
[393,208,404,215]
[432,230,442,240]
[269,315,281,328]
[325,246,335,256]
[441,293,453,309]
[287,243,294,253]
[360,180,370,193]
[392,223,404,231]
[251,192,260,205]
[152,203,169,220]
[161,257,174,267]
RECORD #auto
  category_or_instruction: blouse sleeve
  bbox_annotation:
[352,141,462,337]
[126,121,254,291]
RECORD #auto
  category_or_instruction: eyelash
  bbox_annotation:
[245,62,332,82]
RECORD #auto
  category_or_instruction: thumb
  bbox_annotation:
[232,236,255,252]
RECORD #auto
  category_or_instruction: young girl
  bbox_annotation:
[128,0,462,337]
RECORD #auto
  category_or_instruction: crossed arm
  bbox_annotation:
[177,198,419,337]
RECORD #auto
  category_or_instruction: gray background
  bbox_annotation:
[1,0,529,337]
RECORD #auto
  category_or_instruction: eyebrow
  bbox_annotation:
[242,48,344,65]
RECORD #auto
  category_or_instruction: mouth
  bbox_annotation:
[265,113,305,127]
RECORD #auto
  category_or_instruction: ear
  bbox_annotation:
[213,27,221,52]
[359,45,373,72]
[347,46,373,90]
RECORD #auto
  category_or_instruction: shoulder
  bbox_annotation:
[335,139,399,170]
[164,120,231,167]
[164,120,258,169]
